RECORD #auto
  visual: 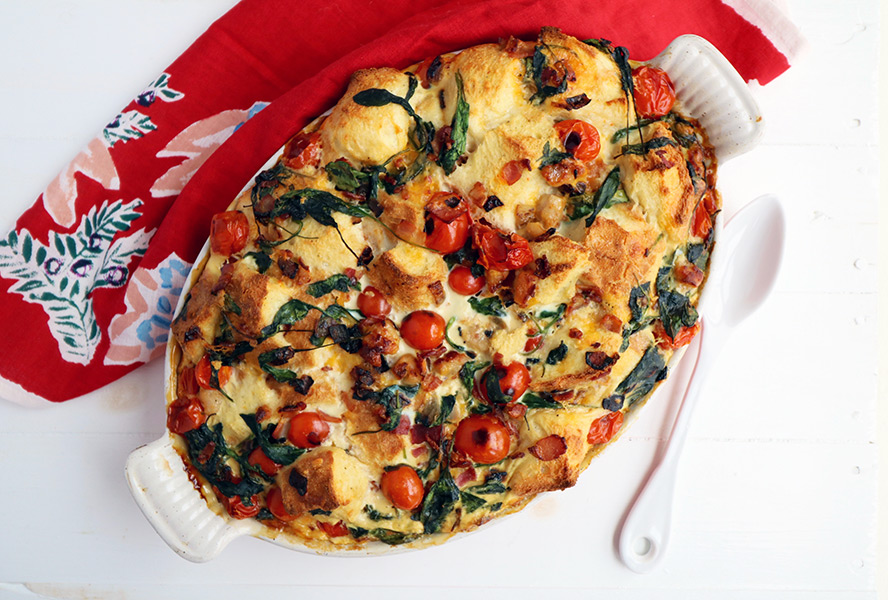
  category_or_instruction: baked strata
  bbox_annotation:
[168,27,720,550]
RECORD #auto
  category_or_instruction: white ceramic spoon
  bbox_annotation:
[618,194,786,574]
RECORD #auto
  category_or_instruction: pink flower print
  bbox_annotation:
[104,253,191,366]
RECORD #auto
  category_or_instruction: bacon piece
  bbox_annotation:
[500,159,531,185]
[529,435,567,461]
[600,314,622,333]
[674,263,705,287]
[455,467,477,487]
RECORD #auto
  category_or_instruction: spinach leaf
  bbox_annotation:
[361,384,420,431]
[611,117,665,143]
[301,188,373,226]
[257,347,314,394]
[260,299,315,339]
[444,241,484,278]
[348,526,369,539]
[460,492,486,513]
[539,140,572,169]
[183,422,265,499]
[245,251,272,273]
[569,167,621,226]
[620,137,676,156]
[250,163,301,222]
[686,243,710,270]
[434,394,456,427]
[621,282,654,352]
[437,72,469,175]
[521,392,562,409]
[352,86,435,153]
[527,45,569,103]
[459,360,490,395]
[420,465,460,534]
[656,266,698,339]
[306,273,361,298]
[223,295,241,316]
[466,480,507,496]
[205,341,253,366]
[325,159,369,193]
[546,341,568,365]
[369,528,419,546]
[468,296,506,317]
[363,504,394,521]
[482,366,512,405]
[240,413,305,466]
[444,317,468,354]
[601,346,667,410]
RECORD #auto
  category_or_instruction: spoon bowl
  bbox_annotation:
[704,194,786,327]
[617,194,785,573]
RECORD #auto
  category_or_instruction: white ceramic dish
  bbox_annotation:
[125,34,763,562]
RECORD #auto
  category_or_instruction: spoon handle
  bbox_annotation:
[618,320,727,573]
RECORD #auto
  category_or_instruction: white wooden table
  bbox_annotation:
[0,1,879,598]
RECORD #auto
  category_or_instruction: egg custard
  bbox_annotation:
[168,27,719,551]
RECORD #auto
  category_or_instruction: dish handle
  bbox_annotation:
[125,435,254,562]
[650,35,765,163]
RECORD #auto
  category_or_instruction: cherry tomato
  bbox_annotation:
[210,211,249,256]
[587,411,624,445]
[423,192,472,255]
[472,223,533,271]
[357,286,391,318]
[425,212,471,254]
[318,520,350,537]
[632,66,676,119]
[221,493,261,519]
[481,362,531,402]
[248,447,281,477]
[265,486,296,521]
[454,414,511,464]
[179,366,199,396]
[400,310,445,350]
[448,265,486,295]
[692,202,713,238]
[380,465,425,510]
[554,120,601,162]
[655,321,700,350]
[286,412,330,448]
[284,131,322,170]
[167,396,206,434]
[195,354,232,390]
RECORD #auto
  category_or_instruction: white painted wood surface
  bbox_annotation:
[0,1,879,598]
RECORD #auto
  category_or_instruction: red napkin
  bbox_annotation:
[0,0,803,405]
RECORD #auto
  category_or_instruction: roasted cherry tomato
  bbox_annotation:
[448,265,486,295]
[472,223,533,271]
[400,310,445,350]
[284,131,322,170]
[692,202,713,239]
[381,465,425,510]
[454,414,511,464]
[655,321,700,350]
[248,447,281,477]
[265,486,296,521]
[480,362,531,402]
[554,120,601,162]
[286,412,330,448]
[632,66,676,118]
[166,396,205,434]
[587,411,624,445]
[357,286,391,318]
[221,493,261,519]
[318,520,350,537]
[210,211,249,256]
[424,192,472,254]
[194,354,231,390]
[425,212,472,254]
